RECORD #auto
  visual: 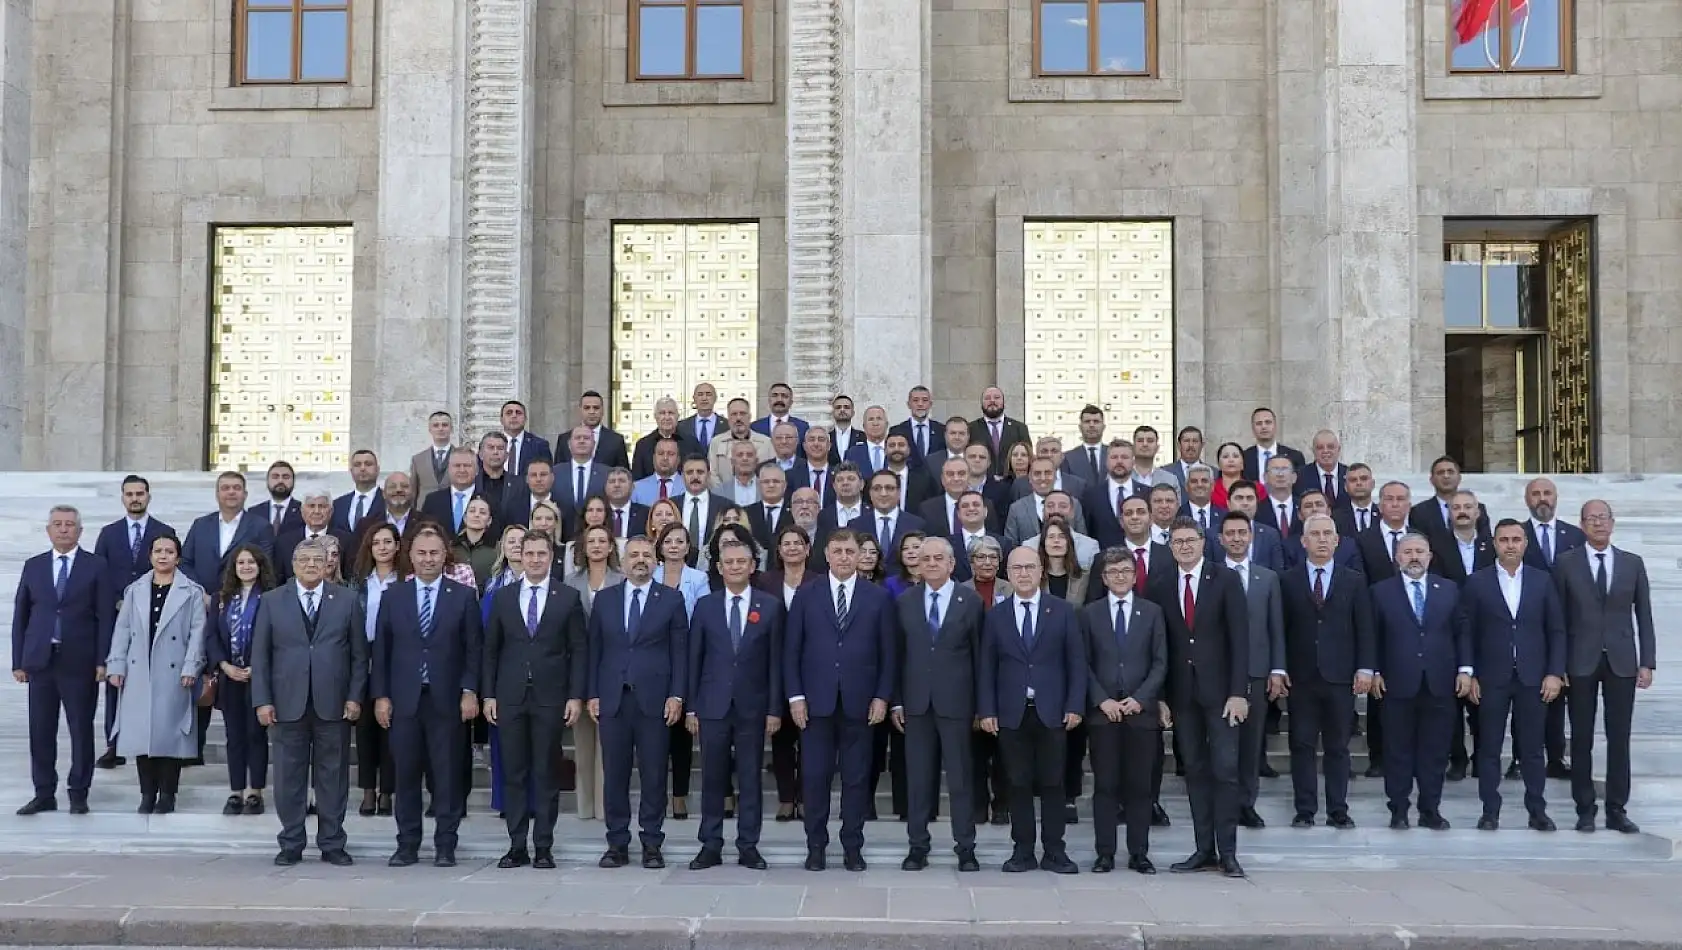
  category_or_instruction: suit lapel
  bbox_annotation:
[155,578,195,631]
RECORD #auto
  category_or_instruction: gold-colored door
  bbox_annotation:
[208,226,354,472]
[1023,221,1175,447]
[612,223,759,441]
[1544,221,1595,472]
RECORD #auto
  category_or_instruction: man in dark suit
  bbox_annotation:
[1061,405,1110,486]
[421,447,490,537]
[602,468,649,542]
[181,471,277,590]
[1427,489,1496,584]
[676,456,734,563]
[248,460,305,536]
[12,506,115,816]
[889,537,983,872]
[275,491,357,584]
[1294,430,1350,509]
[1241,407,1306,482]
[251,537,368,867]
[1253,456,1302,538]
[1177,464,1226,538]
[745,462,793,551]
[500,400,553,478]
[1410,456,1490,547]
[841,405,891,475]
[483,532,586,870]
[787,426,838,508]
[578,390,631,470]
[677,381,723,452]
[92,476,171,769]
[1344,478,1409,780]
[1370,534,1466,831]
[1118,496,1175,596]
[1216,512,1285,829]
[1332,463,1380,537]
[556,425,610,515]
[850,470,928,554]
[1208,480,1286,574]
[978,546,1085,874]
[751,381,809,442]
[1148,517,1250,878]
[949,491,1008,583]
[922,417,972,478]
[968,386,1031,476]
[1355,480,1415,581]
[632,398,702,480]
[1463,520,1567,831]
[501,459,562,530]
[1082,548,1168,873]
[1520,476,1584,775]
[813,463,868,552]
[588,537,688,868]
[785,530,895,872]
[877,433,937,512]
[685,539,782,870]
[331,449,385,536]
[1282,489,1366,572]
[1555,500,1654,834]
[921,457,992,541]
[889,385,944,465]
[1278,512,1374,830]
[372,526,482,868]
[1085,441,1155,551]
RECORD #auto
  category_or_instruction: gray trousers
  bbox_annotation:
[272,711,352,854]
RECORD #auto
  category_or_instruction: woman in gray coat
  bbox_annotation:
[107,533,207,814]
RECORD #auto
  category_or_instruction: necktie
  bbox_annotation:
[1020,601,1035,649]
[1278,504,1289,533]
[130,522,142,561]
[1540,523,1553,564]
[951,501,962,536]
[614,508,624,535]
[1411,580,1426,625]
[1323,472,1334,498]
[353,494,366,529]
[1595,552,1609,597]
[1089,446,1099,475]
[1197,508,1208,532]
[1261,449,1271,472]
[1312,568,1326,607]
[435,449,445,471]
[55,555,69,599]
[880,515,892,544]
[835,584,850,624]
[1357,508,1368,532]
[1133,547,1147,593]
[272,504,284,531]
[525,586,540,637]
[576,466,587,505]
[1116,485,1127,518]
[627,587,643,639]
[928,591,942,636]
[915,423,926,456]
[813,471,825,499]
[510,436,520,474]
[1113,598,1129,648]
[304,588,318,620]
[687,498,702,542]
[989,421,1001,451]
[767,505,780,530]
[452,492,465,532]
[699,418,711,447]
[659,478,670,500]
[1389,530,1401,562]
[730,594,744,649]
[420,585,435,637]
[1181,575,1196,627]
[872,445,882,471]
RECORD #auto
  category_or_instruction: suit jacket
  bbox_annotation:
[814,502,869,553]
[707,433,775,488]
[968,416,1032,475]
[978,595,1085,729]
[1204,521,1287,574]
[1370,574,1466,700]
[1333,503,1381,539]
[828,427,864,464]
[206,588,265,674]
[1353,522,1412,584]
[889,417,946,464]
[1462,566,1566,689]
[675,492,735,549]
[94,517,175,603]
[1081,594,1169,723]
[1083,479,1153,549]
[1061,442,1110,486]
[1232,562,1286,679]
[1294,462,1352,508]
[11,550,116,675]
[373,578,483,719]
[607,503,649,542]
[1008,471,1089,504]
[1410,496,1492,547]
[409,446,453,497]
[1002,493,1088,547]
[421,484,490,536]
[1522,520,1586,573]
[631,429,703,481]
[783,577,895,719]
[247,499,304,537]
[892,581,983,719]
[555,460,610,513]
[331,488,385,536]
[250,581,368,723]
[785,459,839,508]
[503,432,553,478]
[274,526,356,583]
[1178,502,1228,538]
[678,414,726,453]
[1283,534,1366,574]
[483,579,588,708]
[1146,562,1248,708]
[180,512,277,591]
[1553,545,1656,678]
[686,587,783,720]
[1254,495,1302,538]
[1242,443,1306,482]
[751,415,809,442]
[745,500,794,551]
[586,426,632,471]
[1426,530,1496,584]
[1279,562,1375,684]
[500,488,566,532]
[848,509,929,557]
[587,582,689,718]
[918,494,995,539]
[880,465,938,513]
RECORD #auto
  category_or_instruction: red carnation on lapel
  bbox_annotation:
[747,610,761,624]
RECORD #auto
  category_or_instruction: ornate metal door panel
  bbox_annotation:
[1024,221,1174,447]
[1544,221,1595,473]
[208,226,354,472]
[612,223,759,440]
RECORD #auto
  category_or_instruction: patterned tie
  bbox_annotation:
[1323,472,1335,499]
[1197,508,1207,533]
[928,591,941,636]
[1312,568,1326,607]
[130,522,142,561]
[1181,575,1195,627]
[1020,601,1036,649]
[1133,547,1148,593]
[659,478,670,500]
[614,508,624,536]
[1539,523,1553,565]
[304,588,318,621]
[525,586,540,637]
[452,492,465,533]
[419,585,435,685]
[1411,580,1426,625]
[729,594,744,649]
[835,584,850,625]
[353,495,366,530]
[627,587,643,639]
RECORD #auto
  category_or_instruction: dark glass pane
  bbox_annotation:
[1510,0,1563,69]
[244,11,294,82]
[637,4,687,77]
[301,11,349,81]
[695,4,744,76]
[1096,1,1148,74]
[1039,2,1090,73]
[1450,0,1504,70]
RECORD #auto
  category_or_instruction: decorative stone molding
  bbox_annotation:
[1420,0,1602,100]
[785,0,843,422]
[462,0,533,439]
[1007,0,1183,103]
[210,0,376,111]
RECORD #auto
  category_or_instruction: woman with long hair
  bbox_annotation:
[561,525,622,820]
[563,495,627,566]
[704,520,761,591]
[205,544,276,815]
[1040,518,1089,604]
[696,505,752,580]
[1210,441,1265,509]
[528,502,564,552]
[320,534,346,585]
[1002,442,1034,490]
[883,531,927,599]
[351,523,403,816]
[453,496,501,587]
[644,498,683,541]
[856,534,887,584]
[652,522,712,821]
[481,525,532,817]
[757,524,814,821]
[106,534,206,815]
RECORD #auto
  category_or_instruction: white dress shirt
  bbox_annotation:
[1015,594,1040,698]
[836,501,862,525]
[789,575,857,704]
[731,478,760,506]
[1109,591,1133,631]
[217,512,243,556]
[347,488,378,529]
[363,571,395,642]
[1178,563,1203,611]
[523,578,549,621]
[1586,544,1614,587]
[872,508,898,542]
[623,580,653,629]
[1496,563,1524,622]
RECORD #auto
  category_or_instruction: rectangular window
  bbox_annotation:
[630,0,749,81]
[1034,0,1154,77]
[1449,0,1571,72]
[236,0,352,85]
[1443,241,1546,330]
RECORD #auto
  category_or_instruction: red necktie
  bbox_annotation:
[1182,574,1196,628]
[658,478,669,500]
[1133,548,1147,593]
[614,509,624,535]
[813,471,824,499]
[1323,472,1335,498]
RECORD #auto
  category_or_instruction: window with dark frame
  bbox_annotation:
[631,0,750,81]
[1033,0,1155,78]
[1448,0,1572,72]
[237,0,352,85]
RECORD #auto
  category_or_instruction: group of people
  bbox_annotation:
[9,385,1656,878]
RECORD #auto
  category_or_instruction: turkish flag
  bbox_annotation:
[1454,0,1528,45]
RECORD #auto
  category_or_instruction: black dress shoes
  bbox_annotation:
[17,796,56,816]
[690,849,723,870]
[642,847,665,869]
[1239,806,1266,829]
[223,794,244,816]
[843,849,866,872]
[738,847,768,870]
[599,847,630,868]
[96,749,123,770]
[1291,812,1315,828]
[1151,803,1171,827]
[154,794,176,815]
[956,849,980,873]
[804,847,827,871]
[533,848,556,869]
[1445,762,1467,782]
[1128,854,1157,875]
[1546,759,1572,779]
[1505,760,1521,780]
[498,848,531,869]
[1477,814,1499,831]
[244,795,264,815]
[1040,852,1078,875]
[1389,809,1410,830]
[1606,812,1641,834]
[137,795,156,815]
[1064,803,1079,824]
[1001,852,1038,873]
[1219,855,1247,878]
[901,849,929,871]
[1092,854,1115,873]
[67,797,88,815]
[1575,814,1596,833]
[321,850,354,867]
[1327,812,1355,829]
[434,848,457,868]
[274,849,303,867]
[389,849,419,867]
[1170,851,1219,873]
[1529,812,1557,832]
[1418,811,1450,831]
[1258,761,1279,778]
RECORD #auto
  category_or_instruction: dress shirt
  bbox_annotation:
[1496,564,1525,632]
[296,581,325,611]
[864,441,887,471]
[1154,526,1172,546]
[1016,594,1040,698]
[1126,540,1152,561]
[762,502,784,530]
[1437,497,1452,528]
[1226,558,1248,591]
[217,512,243,556]
[833,427,854,454]
[415,576,441,614]
[1188,503,1215,530]
[911,420,931,455]
[1179,563,1203,603]
[777,456,796,471]
[959,529,989,556]
[1405,575,1474,674]
[611,506,631,535]
[1381,522,1410,561]
[694,415,719,445]
[623,580,652,632]
[731,478,760,506]
[1586,544,1614,588]
[1273,497,1297,529]
[450,486,473,523]
[1530,518,1558,564]
[1109,591,1132,631]
[836,501,862,525]
[125,515,151,537]
[885,467,912,508]
[528,494,554,514]
[789,575,858,705]
[1255,445,1277,470]
[387,511,411,534]
[871,508,898,543]
[1305,559,1369,675]
[364,571,395,642]
[1350,504,1374,533]
[684,493,710,534]
[1034,495,1048,522]
[570,462,592,501]
[1314,466,1340,498]
[523,578,549,622]
[348,488,378,527]
[806,467,829,494]
[1109,478,1137,505]
[505,432,527,470]
[1455,534,1477,576]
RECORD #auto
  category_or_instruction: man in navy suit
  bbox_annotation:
[1294,430,1350,509]
[500,400,553,478]
[1177,464,1226,539]
[1462,520,1567,831]
[1084,440,1153,551]
[1208,480,1285,573]
[588,537,688,869]
[332,449,385,536]
[787,427,838,508]
[12,506,116,816]
[1241,407,1306,482]
[888,385,944,465]
[850,470,927,554]
[684,540,782,870]
[577,390,632,471]
[1282,490,1365,571]
[1370,534,1468,831]
[420,447,490,536]
[751,381,809,442]
[92,475,171,768]
[275,491,357,584]
[785,529,894,872]
[1410,456,1491,548]
[248,460,305,536]
[556,425,610,515]
[677,381,723,452]
[979,546,1085,874]
[181,471,277,590]
[1520,476,1583,775]
[372,526,482,868]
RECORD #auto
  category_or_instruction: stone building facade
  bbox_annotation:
[1,0,1674,474]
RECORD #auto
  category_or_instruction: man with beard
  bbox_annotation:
[752,382,809,442]
[1518,476,1583,777]
[828,395,861,462]
[967,387,1031,476]
[249,460,304,536]
[92,476,172,768]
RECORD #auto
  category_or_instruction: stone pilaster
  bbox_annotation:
[785,0,844,423]
[0,0,29,469]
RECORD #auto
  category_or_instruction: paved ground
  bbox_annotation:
[0,853,1675,948]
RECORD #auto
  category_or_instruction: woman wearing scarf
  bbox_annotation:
[205,543,277,815]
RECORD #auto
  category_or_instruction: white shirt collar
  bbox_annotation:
[416,575,441,593]
[522,575,548,593]
[219,510,243,526]
[125,514,149,527]
[1227,557,1248,571]
[1109,591,1131,613]
[830,574,855,597]
[296,581,323,600]
[925,579,950,598]
[1181,560,1204,577]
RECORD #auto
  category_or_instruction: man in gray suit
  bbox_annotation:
[252,537,369,867]
[1216,512,1285,829]
[1554,499,1656,834]
[1004,464,1087,547]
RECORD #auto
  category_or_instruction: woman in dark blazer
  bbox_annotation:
[756,524,818,822]
[351,522,404,816]
[204,543,277,815]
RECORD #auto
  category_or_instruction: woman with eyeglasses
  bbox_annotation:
[959,534,1010,827]
[206,543,276,816]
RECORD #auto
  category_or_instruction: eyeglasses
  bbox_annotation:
[1169,537,1202,547]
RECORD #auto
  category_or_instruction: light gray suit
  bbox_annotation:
[1002,493,1088,548]
[1227,561,1284,809]
[1007,471,1089,504]
[251,581,367,856]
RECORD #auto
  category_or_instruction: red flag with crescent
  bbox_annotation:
[1454,0,1529,45]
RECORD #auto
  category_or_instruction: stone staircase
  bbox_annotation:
[0,471,1679,869]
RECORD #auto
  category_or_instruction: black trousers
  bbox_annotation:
[1365,695,1385,767]
[1175,695,1242,858]
[1380,681,1454,814]
[1287,673,1355,817]
[1236,677,1269,808]
[869,721,907,817]
[971,730,1008,817]
[669,720,695,798]
[904,713,975,852]
[135,755,183,796]
[1449,696,1480,768]
[800,712,873,852]
[1478,678,1548,818]
[772,714,801,804]
[498,699,565,850]
[1569,656,1636,816]
[1064,723,1087,802]
[1088,717,1158,858]
[600,693,672,851]
[355,701,395,794]
[194,705,213,761]
[102,682,121,749]
[220,678,269,791]
[392,697,466,851]
[997,706,1067,855]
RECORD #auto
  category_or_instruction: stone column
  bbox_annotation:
[839,0,932,409]
[373,0,465,460]
[784,0,844,423]
[0,0,29,468]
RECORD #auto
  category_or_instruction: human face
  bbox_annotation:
[719,508,744,526]
[1396,537,1432,579]
[1302,518,1337,562]
[1005,547,1041,597]
[350,451,380,490]
[1043,525,1068,558]
[569,425,595,462]
[803,426,831,463]
[1044,493,1073,522]
[302,496,331,529]
[530,506,559,534]
[868,475,901,512]
[217,475,248,514]
[383,473,412,512]
[1122,498,1151,540]
[580,393,605,427]
[1300,493,1330,521]
[1227,487,1258,518]
[323,539,342,579]
[778,532,809,567]
[267,466,294,500]
[1265,457,1296,494]
[970,547,1000,582]
[479,437,507,473]
[957,495,987,529]
[648,502,678,535]
[1168,528,1203,568]
[920,541,953,586]
[1450,494,1478,530]
[499,528,526,566]
[907,388,932,420]
[1494,524,1529,568]
[1079,411,1104,444]
[768,384,793,416]
[520,538,551,581]
[1251,409,1277,444]
[727,401,751,436]
[654,440,679,476]
[655,403,678,433]
[46,508,82,551]
[1035,439,1061,462]
[1379,483,1411,525]
[826,536,859,580]
[1133,430,1159,463]
[1218,444,1243,478]
[857,539,880,573]
[682,460,711,494]
[1186,469,1213,504]
[1221,517,1252,560]
[410,533,446,581]
[980,387,1006,418]
[834,470,862,503]
[964,445,991,479]
[719,545,755,588]
[759,467,787,504]
[235,550,261,585]
[1526,478,1557,522]
[862,407,888,441]
[526,462,554,496]
[1312,432,1340,468]
[429,414,454,445]
[831,397,854,426]
[605,470,632,505]
[1029,459,1057,495]
[449,452,478,489]
[1149,491,1178,527]
[581,497,609,528]
[942,459,968,496]
[945,420,969,451]
[1101,557,1136,597]
[1430,459,1461,495]
[121,481,150,515]
[585,529,614,565]
[772,425,799,459]
[148,537,181,574]
[501,402,527,434]
[1345,467,1373,503]
[1177,430,1203,463]
[692,383,717,416]
[1106,444,1135,480]
[623,539,655,582]
[899,537,924,576]
[1580,500,1614,547]
[790,490,820,523]
[732,441,758,477]
[660,529,691,563]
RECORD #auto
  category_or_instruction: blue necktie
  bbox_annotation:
[627,587,643,640]
[353,495,366,529]
[130,523,142,562]
[452,492,465,533]
[729,595,744,649]
[576,467,587,506]
[52,555,68,643]
[881,516,892,544]
[419,585,435,684]
[1411,580,1426,625]
[1114,598,1129,648]
[835,584,850,625]
[525,587,540,637]
[699,419,711,447]
[1539,523,1553,565]
[928,591,941,637]
[1020,601,1035,649]
[872,445,882,470]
